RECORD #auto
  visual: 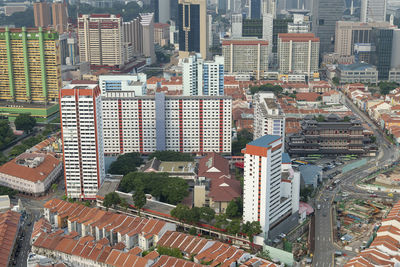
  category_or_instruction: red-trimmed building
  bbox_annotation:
[60,82,105,199]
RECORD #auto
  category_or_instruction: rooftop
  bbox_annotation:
[247,135,281,148]
[0,210,20,266]
[338,63,377,71]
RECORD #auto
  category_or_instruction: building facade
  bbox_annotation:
[99,74,147,96]
[371,27,394,80]
[253,92,286,140]
[361,0,387,23]
[178,0,208,59]
[278,33,320,76]
[52,1,68,33]
[336,63,379,84]
[154,23,170,46]
[222,38,269,80]
[182,53,224,96]
[101,92,232,155]
[78,14,126,68]
[0,27,61,103]
[231,14,243,38]
[60,82,105,199]
[33,2,51,28]
[242,135,300,237]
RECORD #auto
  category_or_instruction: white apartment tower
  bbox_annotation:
[78,14,126,68]
[361,0,387,23]
[60,82,105,199]
[242,135,300,237]
[278,33,320,76]
[182,54,224,96]
[253,92,285,141]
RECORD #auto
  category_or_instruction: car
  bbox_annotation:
[279,233,286,238]
[370,194,378,198]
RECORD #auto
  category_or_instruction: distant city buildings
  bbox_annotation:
[278,33,320,76]
[182,53,224,96]
[99,73,147,96]
[242,135,300,238]
[154,23,170,46]
[361,0,387,23]
[60,82,105,199]
[33,2,51,28]
[52,1,68,34]
[222,38,269,80]
[178,0,208,59]
[34,1,68,33]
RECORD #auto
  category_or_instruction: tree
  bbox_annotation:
[315,115,325,122]
[0,120,15,150]
[232,129,253,156]
[103,192,121,209]
[227,219,241,235]
[148,151,193,162]
[332,77,340,86]
[214,214,229,229]
[316,96,322,101]
[226,200,239,219]
[133,188,147,216]
[300,186,314,201]
[156,246,183,258]
[108,152,143,175]
[171,204,191,224]
[200,207,215,223]
[250,84,283,95]
[242,221,262,250]
[0,186,16,197]
[51,183,58,193]
[379,82,399,95]
[370,136,377,143]
[14,113,36,133]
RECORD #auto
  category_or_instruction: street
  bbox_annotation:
[312,91,399,267]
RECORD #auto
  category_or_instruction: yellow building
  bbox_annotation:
[0,27,61,103]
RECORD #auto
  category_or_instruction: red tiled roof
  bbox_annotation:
[296,92,320,102]
[0,153,61,183]
[0,211,20,266]
[198,152,230,180]
[208,176,241,202]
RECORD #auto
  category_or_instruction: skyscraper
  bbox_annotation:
[52,1,68,33]
[33,2,51,28]
[60,81,105,199]
[361,0,387,23]
[312,0,344,55]
[249,0,261,19]
[0,27,61,103]
[178,0,208,59]
[152,0,171,23]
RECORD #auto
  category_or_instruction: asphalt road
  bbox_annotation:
[312,92,399,267]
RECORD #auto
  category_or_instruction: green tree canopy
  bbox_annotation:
[156,246,183,259]
[119,172,189,205]
[103,192,121,209]
[200,207,215,223]
[226,197,243,219]
[15,113,36,133]
[379,82,399,95]
[242,221,262,245]
[148,150,194,162]
[133,188,147,215]
[108,152,144,175]
[232,129,253,155]
[0,120,15,150]
[227,219,241,235]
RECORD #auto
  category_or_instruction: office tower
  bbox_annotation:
[334,21,392,56]
[262,0,276,18]
[361,0,387,23]
[263,13,274,58]
[391,29,400,70]
[242,19,263,38]
[250,0,261,19]
[278,33,320,76]
[66,32,79,65]
[78,14,125,68]
[123,13,156,62]
[60,82,105,199]
[182,54,224,96]
[178,0,208,59]
[101,92,232,154]
[231,14,243,38]
[272,18,292,61]
[371,28,393,80]
[253,92,285,141]
[222,38,269,80]
[52,1,68,33]
[208,15,213,48]
[154,23,170,46]
[0,27,61,103]
[152,0,171,23]
[218,0,227,13]
[242,135,300,237]
[33,2,51,28]
[312,0,344,55]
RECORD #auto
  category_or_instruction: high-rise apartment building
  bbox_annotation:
[78,14,126,68]
[178,0,208,59]
[263,14,274,58]
[262,0,276,18]
[152,0,171,23]
[0,27,61,103]
[222,38,269,80]
[154,23,170,46]
[278,33,320,76]
[60,81,105,199]
[334,21,392,57]
[231,14,243,38]
[182,53,224,96]
[122,13,156,62]
[52,1,68,33]
[99,73,147,96]
[242,135,300,237]
[101,92,232,155]
[361,0,387,23]
[253,92,285,141]
[34,2,51,28]
[312,0,344,54]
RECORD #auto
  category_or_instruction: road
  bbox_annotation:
[312,92,399,267]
